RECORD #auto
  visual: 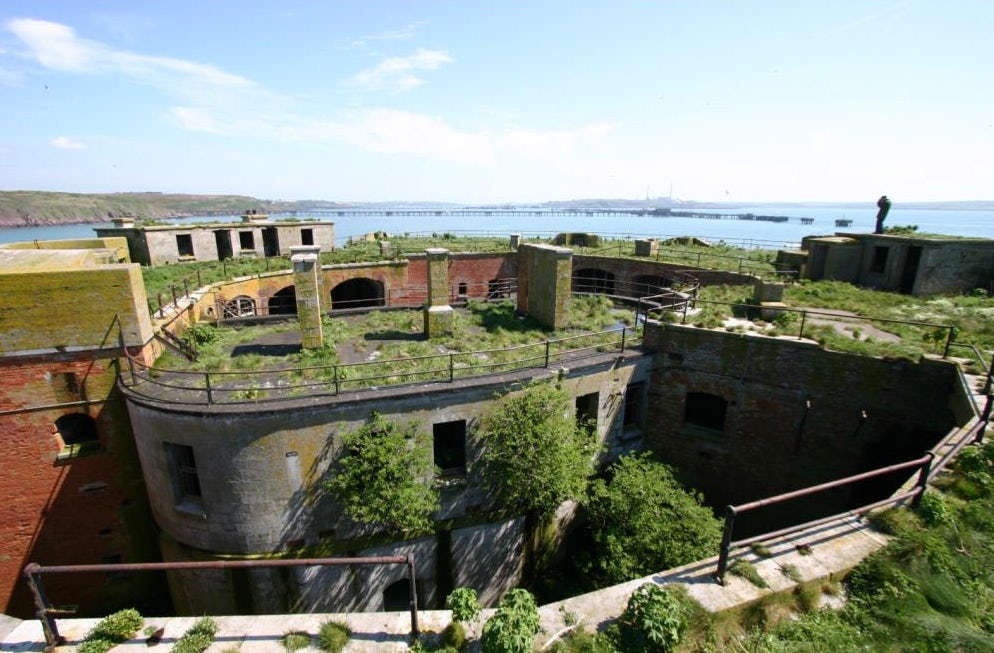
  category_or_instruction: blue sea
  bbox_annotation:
[1,206,992,250]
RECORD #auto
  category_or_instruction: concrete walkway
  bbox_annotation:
[1,513,890,653]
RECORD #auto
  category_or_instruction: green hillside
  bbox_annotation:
[0,191,351,227]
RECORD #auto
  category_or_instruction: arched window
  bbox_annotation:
[56,413,99,458]
[684,392,728,434]
[223,295,256,318]
[383,578,412,612]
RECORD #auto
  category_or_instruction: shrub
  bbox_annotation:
[317,620,351,652]
[281,630,312,652]
[442,621,466,650]
[446,587,481,623]
[481,589,540,653]
[172,617,218,653]
[584,452,722,585]
[615,583,687,653]
[78,608,144,652]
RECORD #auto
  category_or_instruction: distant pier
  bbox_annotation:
[286,207,815,224]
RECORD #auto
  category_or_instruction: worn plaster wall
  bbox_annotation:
[124,354,651,614]
[0,265,152,354]
[642,322,963,530]
[913,240,994,294]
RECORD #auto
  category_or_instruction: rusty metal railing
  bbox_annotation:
[24,555,419,649]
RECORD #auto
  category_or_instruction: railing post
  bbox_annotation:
[333,365,340,395]
[183,279,190,299]
[204,373,213,405]
[23,564,60,648]
[171,285,178,308]
[407,555,420,637]
[449,354,454,382]
[983,353,994,395]
[943,326,955,358]
[620,327,627,352]
[977,395,991,443]
[911,452,934,507]
[544,340,551,368]
[196,269,202,287]
[798,310,807,340]
[715,506,736,584]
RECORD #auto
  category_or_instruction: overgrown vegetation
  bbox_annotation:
[325,412,438,535]
[171,617,218,653]
[317,620,351,653]
[77,608,144,653]
[446,587,482,623]
[479,381,595,518]
[481,589,541,653]
[281,630,313,652]
[583,453,723,586]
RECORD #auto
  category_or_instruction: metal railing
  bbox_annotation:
[24,555,420,649]
[122,324,644,405]
[713,414,990,582]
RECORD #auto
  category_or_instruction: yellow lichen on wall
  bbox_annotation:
[0,265,153,353]
[1,237,131,262]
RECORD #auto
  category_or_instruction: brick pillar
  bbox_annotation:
[519,243,573,330]
[291,245,324,349]
[424,248,454,338]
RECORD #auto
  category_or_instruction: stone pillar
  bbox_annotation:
[510,234,521,249]
[424,248,454,338]
[519,243,573,330]
[379,241,392,257]
[754,279,787,321]
[291,245,324,349]
[635,238,658,257]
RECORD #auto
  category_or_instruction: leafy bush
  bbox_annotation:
[325,412,438,534]
[481,589,540,653]
[78,608,144,652]
[446,587,481,623]
[480,382,594,518]
[172,617,218,653]
[317,620,351,652]
[584,452,722,585]
[614,584,687,653]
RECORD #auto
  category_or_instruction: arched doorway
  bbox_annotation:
[330,278,385,311]
[268,286,297,315]
[572,268,615,295]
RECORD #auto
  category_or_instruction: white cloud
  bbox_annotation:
[6,18,254,90]
[51,135,86,149]
[348,48,453,93]
[340,21,427,49]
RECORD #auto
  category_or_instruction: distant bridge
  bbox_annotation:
[282,207,813,223]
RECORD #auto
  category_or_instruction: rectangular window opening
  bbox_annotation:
[575,392,599,432]
[239,231,256,250]
[433,420,467,476]
[165,442,203,510]
[623,383,644,429]
[301,229,314,246]
[871,246,889,273]
[176,234,194,258]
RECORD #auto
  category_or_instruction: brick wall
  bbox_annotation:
[0,352,164,618]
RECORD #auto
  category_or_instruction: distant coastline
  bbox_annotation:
[1,190,992,228]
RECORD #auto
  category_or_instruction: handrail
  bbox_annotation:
[121,324,641,405]
[713,413,990,583]
[24,555,420,648]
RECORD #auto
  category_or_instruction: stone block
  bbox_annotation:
[760,301,788,321]
[424,304,454,338]
[635,239,659,257]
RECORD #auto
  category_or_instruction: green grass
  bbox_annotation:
[150,298,639,398]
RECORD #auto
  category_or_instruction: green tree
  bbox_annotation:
[326,412,438,535]
[585,452,722,585]
[481,589,541,653]
[479,381,594,518]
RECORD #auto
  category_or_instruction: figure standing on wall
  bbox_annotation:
[874,195,892,234]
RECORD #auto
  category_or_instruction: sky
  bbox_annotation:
[0,1,991,204]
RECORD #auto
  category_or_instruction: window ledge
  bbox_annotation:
[435,473,468,490]
[55,441,102,465]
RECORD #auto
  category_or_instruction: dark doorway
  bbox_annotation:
[573,268,615,294]
[262,227,280,257]
[330,278,385,310]
[214,230,233,260]
[900,246,923,294]
[268,286,297,315]
[383,578,413,612]
[433,420,467,475]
